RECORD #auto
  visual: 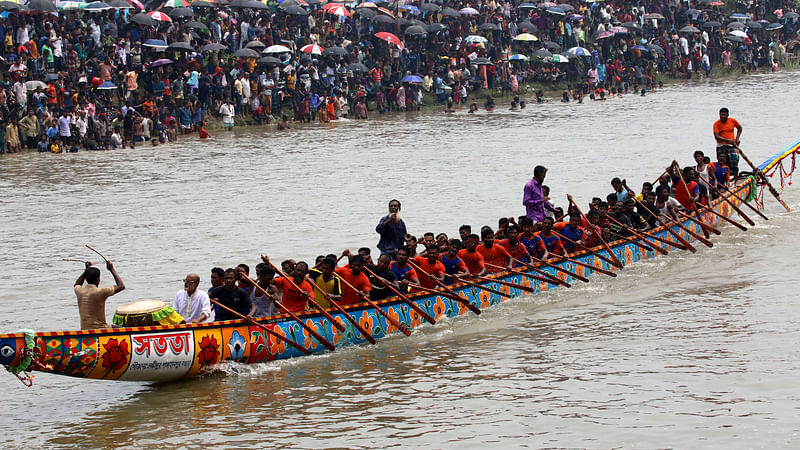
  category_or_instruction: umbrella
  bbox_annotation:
[163,0,189,6]
[594,30,614,39]
[356,7,376,18]
[263,44,292,54]
[472,57,492,65]
[27,0,57,12]
[376,6,393,17]
[281,4,307,14]
[746,20,762,29]
[556,3,573,12]
[84,2,112,11]
[300,43,323,55]
[168,42,195,51]
[356,1,377,8]
[543,40,560,50]
[25,80,47,90]
[546,7,565,15]
[375,31,404,48]
[729,13,746,20]
[168,7,193,17]
[726,34,744,42]
[702,21,722,28]
[478,23,500,31]
[322,46,347,57]
[647,44,664,55]
[766,23,783,31]
[608,26,629,33]
[533,48,552,58]
[404,25,427,36]
[149,58,174,68]
[729,29,748,38]
[622,21,641,30]
[190,0,215,6]
[727,21,746,29]
[231,0,267,7]
[234,48,260,58]
[517,21,537,33]
[518,2,536,8]
[257,56,282,65]
[245,40,266,49]
[567,46,590,56]
[186,20,208,31]
[550,54,569,63]
[785,12,799,20]
[143,39,168,48]
[509,54,528,61]
[200,42,226,51]
[372,15,395,24]
[399,5,418,14]
[324,3,350,16]
[97,81,117,90]
[419,3,439,12]
[147,11,172,22]
[427,23,447,32]
[401,74,423,83]
[459,7,478,15]
[465,35,488,44]
[347,62,369,72]
[513,33,538,41]
[441,7,458,17]
[644,13,664,20]
[559,51,575,60]
[631,45,647,51]
[0,2,28,11]
[56,1,85,10]
[679,25,701,33]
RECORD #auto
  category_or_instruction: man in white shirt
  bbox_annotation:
[174,273,212,323]
[219,99,235,130]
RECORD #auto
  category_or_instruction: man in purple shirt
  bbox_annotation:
[523,165,555,222]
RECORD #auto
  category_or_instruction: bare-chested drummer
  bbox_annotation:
[75,261,126,330]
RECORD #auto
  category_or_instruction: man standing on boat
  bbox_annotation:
[174,274,212,323]
[376,199,407,258]
[523,166,556,223]
[713,107,742,178]
[75,261,126,330]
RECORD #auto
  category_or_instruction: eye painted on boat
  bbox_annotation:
[0,345,14,358]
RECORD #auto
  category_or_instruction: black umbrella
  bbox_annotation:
[348,63,369,73]
[245,40,265,49]
[420,3,440,12]
[473,57,492,65]
[0,1,27,11]
[427,23,447,32]
[702,21,722,28]
[108,0,133,8]
[191,0,216,7]
[405,25,427,36]
[305,0,321,4]
[356,8,376,18]
[766,23,783,31]
[556,3,573,12]
[131,13,158,27]
[622,21,642,30]
[479,23,500,31]
[27,0,56,12]
[258,56,282,65]
[543,41,560,50]
[441,7,458,17]
[679,25,701,33]
[533,48,553,58]
[727,22,746,29]
[281,4,308,15]
[322,46,348,57]
[234,48,260,58]
[168,7,194,18]
[647,44,664,55]
[230,0,266,8]
[785,12,799,20]
[746,20,762,29]
[517,21,537,33]
[168,42,195,52]
[201,42,227,52]
[372,15,395,24]
[186,20,209,31]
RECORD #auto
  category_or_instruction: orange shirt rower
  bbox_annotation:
[335,255,372,305]
[476,230,512,273]
[412,244,446,289]
[457,234,487,276]
[263,255,314,313]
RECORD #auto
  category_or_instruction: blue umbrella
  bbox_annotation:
[729,13,746,19]
[519,2,536,8]
[97,81,117,90]
[567,46,590,56]
[401,75,423,83]
[631,45,647,51]
[766,23,783,31]
[509,54,529,61]
[143,39,167,48]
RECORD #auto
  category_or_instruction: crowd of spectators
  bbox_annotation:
[0,0,798,153]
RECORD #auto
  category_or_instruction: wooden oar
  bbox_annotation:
[647,207,698,253]
[485,263,568,286]
[286,276,345,332]
[528,253,590,283]
[413,281,507,301]
[604,215,669,253]
[464,273,536,293]
[62,258,87,263]
[449,276,513,299]
[362,266,436,325]
[669,210,715,247]
[704,182,754,226]
[209,298,311,356]
[718,182,769,221]
[696,202,748,231]
[332,272,412,336]
[551,255,618,277]
[552,230,623,267]
[261,262,337,352]
[630,198,692,251]
[651,167,669,185]
[678,209,722,234]
[672,161,714,239]
[406,259,482,315]
[509,256,571,286]
[86,245,109,262]
[303,275,376,344]
[567,194,624,268]
[736,146,791,212]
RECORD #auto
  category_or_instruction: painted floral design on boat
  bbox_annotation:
[101,338,128,375]
[198,335,220,367]
[227,330,246,362]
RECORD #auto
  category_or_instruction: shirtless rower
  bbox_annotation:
[75,260,125,330]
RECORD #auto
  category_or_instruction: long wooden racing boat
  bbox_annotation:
[2,141,798,384]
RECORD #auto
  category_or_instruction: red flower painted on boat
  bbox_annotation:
[267,327,287,355]
[100,338,128,374]
[197,335,220,367]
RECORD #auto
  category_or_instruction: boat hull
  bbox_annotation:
[0,177,763,383]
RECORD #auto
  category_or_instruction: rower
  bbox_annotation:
[264,256,315,313]
[708,152,731,191]
[75,260,125,330]
[534,217,565,259]
[457,234,487,276]
[209,267,224,292]
[389,246,420,292]
[670,164,701,210]
[236,263,254,295]
[440,239,469,284]
[209,268,255,321]
[655,185,683,221]
[476,228,512,273]
[607,202,634,238]
[611,177,635,202]
[498,225,532,266]
[335,254,372,305]
[308,257,342,308]
[553,214,584,253]
[357,247,375,266]
[637,191,660,229]
[623,199,650,231]
[634,182,653,201]
[174,273,211,323]
[458,224,472,243]
[251,263,279,317]
[518,217,548,262]
[412,244,446,289]
[366,253,399,301]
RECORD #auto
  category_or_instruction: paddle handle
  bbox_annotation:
[737,146,791,212]
[362,266,436,325]
[509,256,569,286]
[567,195,624,268]
[333,273,412,337]
[85,245,109,262]
[407,260,481,315]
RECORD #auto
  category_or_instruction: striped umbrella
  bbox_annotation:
[56,0,85,9]
[376,6,393,17]
[567,46,590,56]
[147,10,172,22]
[513,33,538,41]
[300,43,324,55]
[163,0,190,7]
[459,7,478,15]
[324,3,350,16]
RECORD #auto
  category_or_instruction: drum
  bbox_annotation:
[113,300,184,327]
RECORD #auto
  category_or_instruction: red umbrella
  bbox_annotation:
[300,43,324,55]
[374,32,404,49]
[147,11,173,22]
